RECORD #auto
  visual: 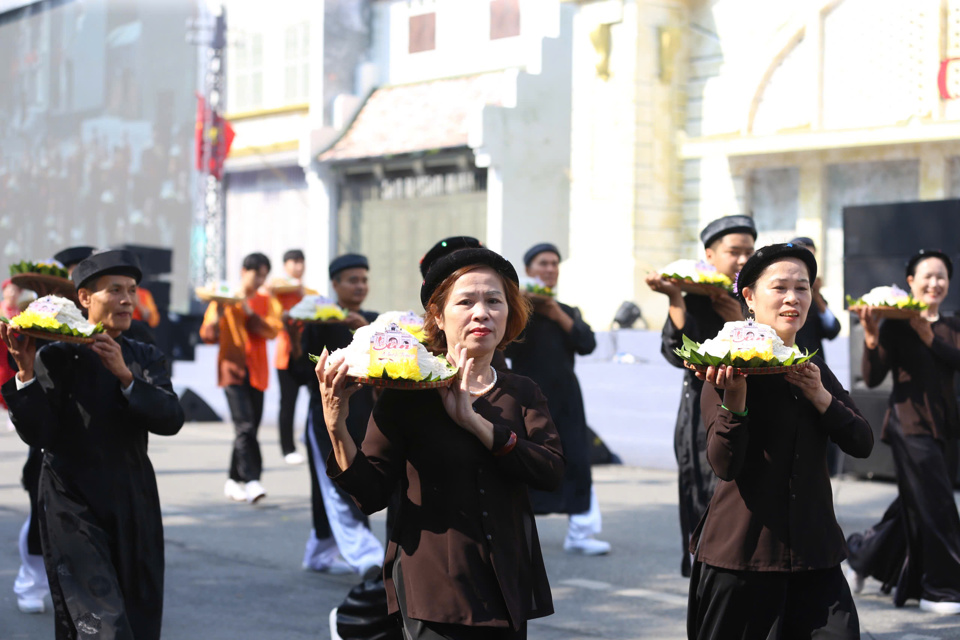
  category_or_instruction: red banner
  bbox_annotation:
[938,58,960,100]
[195,93,235,179]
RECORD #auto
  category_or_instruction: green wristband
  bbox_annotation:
[721,404,748,417]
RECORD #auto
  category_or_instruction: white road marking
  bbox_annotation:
[901,635,940,640]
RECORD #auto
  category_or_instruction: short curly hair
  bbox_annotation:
[422,265,531,354]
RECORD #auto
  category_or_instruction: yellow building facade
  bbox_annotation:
[629,0,960,329]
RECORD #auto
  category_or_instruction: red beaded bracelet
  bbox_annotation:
[493,431,518,457]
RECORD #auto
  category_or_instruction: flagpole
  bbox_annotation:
[188,2,228,305]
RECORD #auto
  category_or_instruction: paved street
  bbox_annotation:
[2,419,959,639]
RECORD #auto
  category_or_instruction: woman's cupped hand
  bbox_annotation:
[784,362,833,414]
[314,348,362,429]
[695,364,748,392]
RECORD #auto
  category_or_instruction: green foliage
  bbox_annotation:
[9,261,69,279]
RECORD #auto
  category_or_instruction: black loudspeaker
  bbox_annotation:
[844,200,960,313]
[178,388,221,422]
[120,244,173,277]
[141,280,170,311]
[158,313,203,362]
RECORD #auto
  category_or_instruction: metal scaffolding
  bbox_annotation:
[188,4,228,297]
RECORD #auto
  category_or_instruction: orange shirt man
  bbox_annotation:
[270,249,317,464]
[200,252,282,504]
[132,287,161,328]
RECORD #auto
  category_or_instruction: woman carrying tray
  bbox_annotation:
[316,247,564,639]
[687,243,873,640]
[846,249,960,614]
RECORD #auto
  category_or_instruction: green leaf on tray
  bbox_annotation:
[9,261,69,279]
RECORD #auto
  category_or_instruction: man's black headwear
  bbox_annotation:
[72,249,143,290]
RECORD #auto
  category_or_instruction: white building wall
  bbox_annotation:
[565,0,643,329]
[368,0,561,87]
[476,8,573,278]
[681,0,960,332]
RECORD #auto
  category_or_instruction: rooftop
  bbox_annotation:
[318,71,512,163]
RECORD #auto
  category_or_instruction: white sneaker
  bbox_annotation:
[303,556,353,574]
[920,598,960,615]
[329,608,343,640]
[245,480,267,503]
[844,565,865,594]
[17,596,45,614]
[563,536,611,556]
[283,452,305,465]
[224,479,246,502]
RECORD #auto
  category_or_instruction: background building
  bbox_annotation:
[678,0,960,331]
[4,1,947,326]
[0,0,198,310]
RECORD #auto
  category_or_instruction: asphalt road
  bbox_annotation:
[2,420,959,639]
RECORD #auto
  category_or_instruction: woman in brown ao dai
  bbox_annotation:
[316,248,564,640]
[687,243,873,640]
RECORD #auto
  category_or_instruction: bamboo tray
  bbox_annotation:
[847,305,922,320]
[347,375,457,390]
[3,324,98,344]
[10,273,76,299]
[683,361,810,376]
[663,277,731,297]
[195,288,244,305]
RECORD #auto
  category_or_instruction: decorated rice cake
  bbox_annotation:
[9,259,69,280]
[268,277,302,294]
[289,295,347,322]
[847,285,927,313]
[195,282,243,303]
[675,319,815,371]
[660,259,733,293]
[310,321,457,385]
[3,295,104,339]
[521,277,555,298]
[374,310,426,342]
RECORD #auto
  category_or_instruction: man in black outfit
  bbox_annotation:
[301,253,384,575]
[2,250,184,639]
[646,215,755,576]
[506,242,610,555]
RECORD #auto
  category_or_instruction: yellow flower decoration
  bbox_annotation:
[11,310,61,331]
[731,345,776,362]
[367,358,424,381]
[400,323,426,343]
[314,306,348,321]
[699,271,733,288]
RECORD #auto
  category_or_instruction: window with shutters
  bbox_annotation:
[490,0,520,40]
[409,12,436,53]
[284,22,310,103]
[231,32,264,111]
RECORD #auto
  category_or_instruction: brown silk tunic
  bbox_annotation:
[327,371,564,629]
[862,316,960,443]
[693,356,874,572]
